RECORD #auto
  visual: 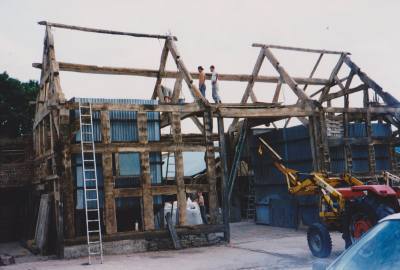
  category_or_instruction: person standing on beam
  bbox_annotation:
[210,65,221,103]
[198,66,206,98]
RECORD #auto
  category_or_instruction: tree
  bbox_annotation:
[0,72,39,138]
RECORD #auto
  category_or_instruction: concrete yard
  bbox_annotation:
[2,222,345,270]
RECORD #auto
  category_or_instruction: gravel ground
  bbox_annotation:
[1,222,345,270]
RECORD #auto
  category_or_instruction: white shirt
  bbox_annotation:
[211,71,218,87]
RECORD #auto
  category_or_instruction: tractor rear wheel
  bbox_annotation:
[342,195,395,248]
[307,223,332,258]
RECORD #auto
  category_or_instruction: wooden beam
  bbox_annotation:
[190,116,205,134]
[241,49,265,103]
[285,53,324,127]
[319,54,346,102]
[309,76,349,98]
[67,102,201,113]
[203,111,218,224]
[324,107,400,114]
[307,116,319,171]
[217,105,313,118]
[38,21,177,40]
[272,81,282,103]
[171,112,186,225]
[321,84,367,102]
[102,153,117,234]
[252,43,349,55]
[303,53,324,92]
[63,146,75,239]
[137,112,155,230]
[343,71,354,173]
[344,56,400,106]
[229,48,265,131]
[166,39,208,105]
[152,40,169,99]
[32,62,331,85]
[263,47,310,101]
[171,72,184,102]
[100,111,117,234]
[114,188,142,198]
[112,185,210,197]
[70,142,210,153]
[45,26,66,105]
[217,117,230,242]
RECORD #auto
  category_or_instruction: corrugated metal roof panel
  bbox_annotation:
[70,97,158,105]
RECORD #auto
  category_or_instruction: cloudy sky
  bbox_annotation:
[1,0,399,128]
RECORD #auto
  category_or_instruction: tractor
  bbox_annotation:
[257,137,400,258]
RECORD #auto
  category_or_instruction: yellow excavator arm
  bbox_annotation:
[257,137,346,215]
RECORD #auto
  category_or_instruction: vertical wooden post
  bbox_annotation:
[364,89,376,175]
[343,93,352,173]
[319,112,331,173]
[138,112,155,230]
[56,107,74,240]
[366,110,376,175]
[307,116,319,171]
[63,145,75,239]
[41,122,45,155]
[100,111,117,234]
[217,117,230,242]
[171,112,186,225]
[311,112,329,172]
[203,111,218,223]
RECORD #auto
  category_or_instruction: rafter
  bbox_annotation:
[151,40,169,100]
[319,54,346,102]
[263,47,310,101]
[166,38,208,105]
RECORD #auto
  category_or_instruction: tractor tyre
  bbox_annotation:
[342,195,395,248]
[307,223,332,258]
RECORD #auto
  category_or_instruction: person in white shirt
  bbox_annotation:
[210,65,221,103]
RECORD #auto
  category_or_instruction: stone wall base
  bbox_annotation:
[64,233,224,259]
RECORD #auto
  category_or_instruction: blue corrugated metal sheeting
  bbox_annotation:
[110,111,138,142]
[73,154,104,209]
[250,122,393,228]
[147,112,160,142]
[347,122,392,137]
[150,152,162,184]
[375,145,390,171]
[330,146,345,173]
[71,98,160,142]
[250,126,313,186]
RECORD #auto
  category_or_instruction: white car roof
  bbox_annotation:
[380,213,400,223]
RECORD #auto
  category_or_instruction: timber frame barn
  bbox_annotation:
[32,21,400,256]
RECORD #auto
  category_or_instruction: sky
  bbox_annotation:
[1,0,400,129]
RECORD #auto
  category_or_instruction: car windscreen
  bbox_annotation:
[329,220,400,270]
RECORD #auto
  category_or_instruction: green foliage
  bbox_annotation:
[0,72,39,138]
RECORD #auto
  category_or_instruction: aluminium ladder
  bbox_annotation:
[246,175,256,221]
[164,126,176,182]
[78,101,104,264]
